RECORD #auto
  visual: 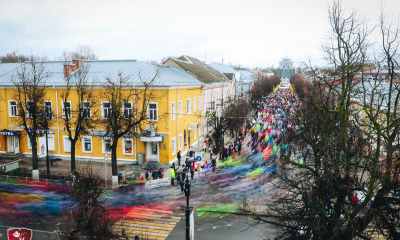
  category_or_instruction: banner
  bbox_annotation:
[7,228,33,240]
[38,137,47,158]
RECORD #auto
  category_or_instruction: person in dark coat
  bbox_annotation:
[177,150,181,166]
[145,169,151,180]
[152,169,158,180]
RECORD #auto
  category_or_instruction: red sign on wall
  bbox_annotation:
[7,228,33,240]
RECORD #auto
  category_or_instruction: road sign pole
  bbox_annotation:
[105,161,107,188]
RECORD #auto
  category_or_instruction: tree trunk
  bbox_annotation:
[71,142,76,173]
[111,139,118,188]
[31,136,39,180]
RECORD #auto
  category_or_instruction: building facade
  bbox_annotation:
[0,60,203,164]
[163,56,236,137]
[278,56,295,79]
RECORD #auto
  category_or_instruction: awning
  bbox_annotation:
[140,135,164,142]
[0,130,21,136]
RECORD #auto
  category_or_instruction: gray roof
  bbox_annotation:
[0,63,22,77]
[209,62,254,82]
[166,55,229,84]
[0,60,203,87]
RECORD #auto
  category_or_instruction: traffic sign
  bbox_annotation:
[104,153,108,162]
[195,152,203,162]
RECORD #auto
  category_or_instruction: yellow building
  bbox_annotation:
[0,60,203,164]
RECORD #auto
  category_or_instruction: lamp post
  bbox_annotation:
[179,175,191,240]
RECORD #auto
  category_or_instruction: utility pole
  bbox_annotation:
[180,176,191,240]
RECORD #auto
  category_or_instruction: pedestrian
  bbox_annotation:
[172,163,176,171]
[145,169,151,180]
[170,166,175,185]
[177,150,181,166]
[211,159,216,173]
[209,145,212,159]
[177,173,181,185]
[152,169,158,180]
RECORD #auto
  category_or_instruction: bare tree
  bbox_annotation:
[11,54,51,179]
[60,60,99,173]
[57,45,99,61]
[0,52,30,63]
[100,68,160,187]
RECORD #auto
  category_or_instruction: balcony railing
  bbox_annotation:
[206,102,215,110]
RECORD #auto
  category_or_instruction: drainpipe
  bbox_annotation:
[177,86,180,158]
[54,85,60,157]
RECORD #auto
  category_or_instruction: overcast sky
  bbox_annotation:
[1,0,399,69]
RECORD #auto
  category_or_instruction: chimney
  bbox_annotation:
[72,58,83,68]
[63,64,76,77]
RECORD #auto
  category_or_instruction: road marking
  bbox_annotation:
[113,207,182,240]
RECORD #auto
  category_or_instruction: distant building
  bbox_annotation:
[278,56,295,79]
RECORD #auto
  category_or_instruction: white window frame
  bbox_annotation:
[171,102,175,120]
[82,136,92,153]
[147,102,158,122]
[26,100,34,118]
[178,100,182,118]
[198,96,201,112]
[102,137,113,153]
[61,101,72,118]
[101,101,112,119]
[194,97,196,112]
[44,101,53,118]
[122,137,133,155]
[179,133,183,150]
[122,101,133,119]
[194,129,196,140]
[171,137,176,155]
[82,101,91,119]
[9,100,18,117]
[187,98,191,115]
[63,135,71,152]
[47,135,55,151]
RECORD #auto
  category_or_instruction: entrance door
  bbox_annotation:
[14,136,19,154]
[146,142,159,162]
[7,136,14,153]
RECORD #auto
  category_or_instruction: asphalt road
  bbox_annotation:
[167,214,272,240]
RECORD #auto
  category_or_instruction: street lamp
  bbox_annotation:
[179,175,191,240]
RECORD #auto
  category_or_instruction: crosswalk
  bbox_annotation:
[113,206,182,240]
[357,229,389,240]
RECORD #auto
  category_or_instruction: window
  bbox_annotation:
[171,137,176,155]
[194,97,196,112]
[102,137,112,153]
[62,101,72,118]
[123,102,133,119]
[101,101,112,119]
[63,135,71,152]
[47,135,55,151]
[44,101,53,119]
[82,136,92,153]
[9,100,17,117]
[171,102,175,120]
[178,100,182,118]
[187,98,191,114]
[123,138,133,155]
[184,129,187,143]
[199,125,201,137]
[179,134,183,150]
[147,102,158,121]
[26,101,34,118]
[198,96,201,112]
[194,129,196,140]
[82,101,91,119]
